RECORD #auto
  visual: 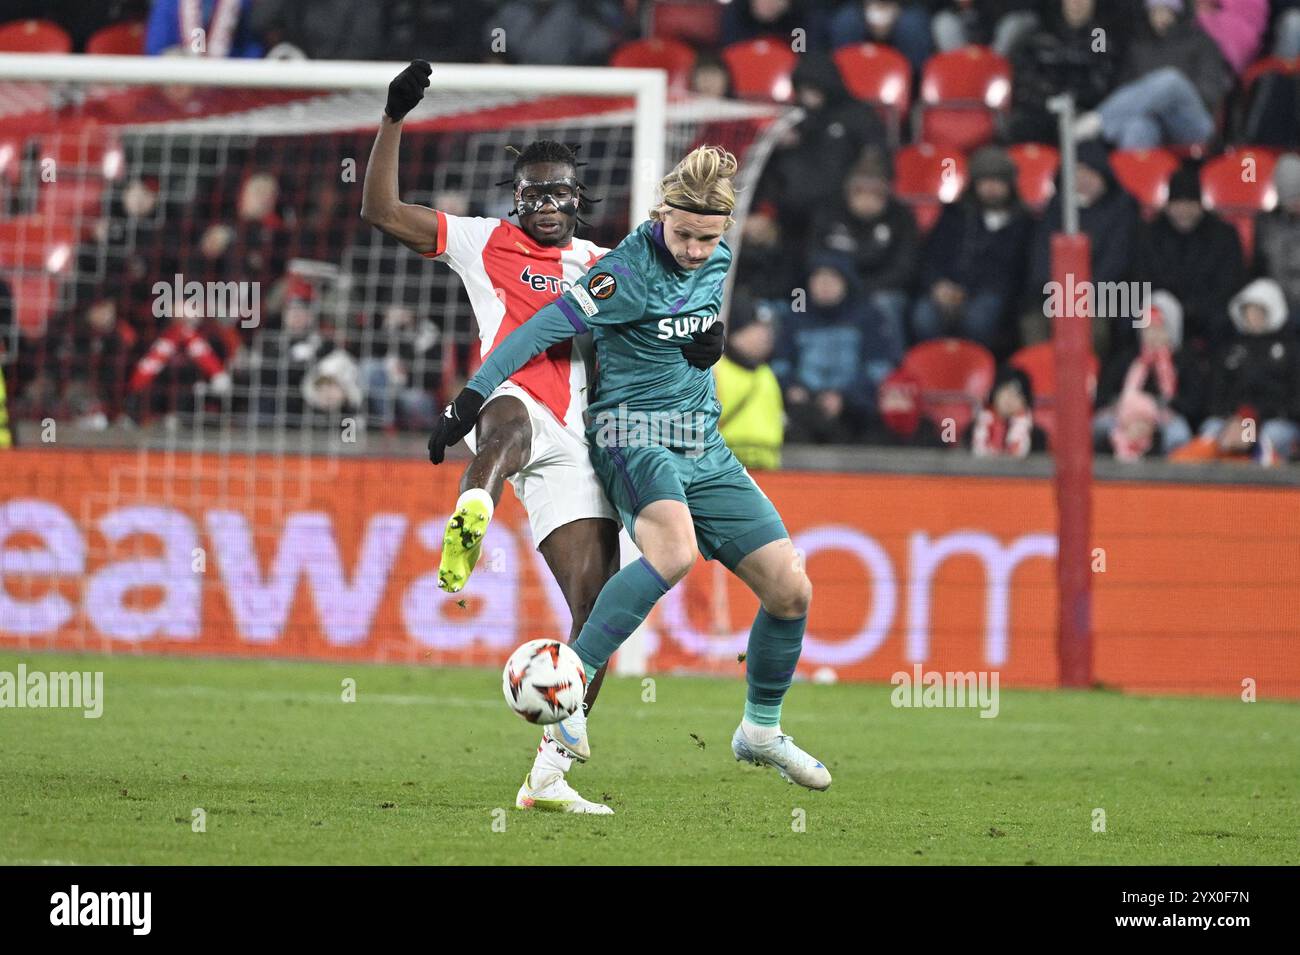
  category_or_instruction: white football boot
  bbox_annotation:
[514,770,613,814]
[731,724,832,791]
[543,706,590,762]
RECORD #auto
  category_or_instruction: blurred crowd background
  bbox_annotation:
[1,0,1299,469]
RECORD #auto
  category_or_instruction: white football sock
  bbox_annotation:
[455,487,494,518]
[742,719,782,744]
[531,736,573,781]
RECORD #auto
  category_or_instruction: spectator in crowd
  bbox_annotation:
[722,0,829,49]
[387,1,496,63]
[485,0,623,67]
[1023,141,1139,354]
[772,252,896,443]
[689,52,734,98]
[146,0,264,58]
[1253,153,1300,319]
[1107,389,1165,460]
[1073,0,1230,150]
[1194,0,1268,77]
[913,146,1033,352]
[754,53,888,251]
[1274,0,1300,57]
[931,0,1041,57]
[49,297,139,428]
[303,344,362,417]
[1094,289,1203,454]
[713,294,785,469]
[829,2,933,74]
[967,365,1046,457]
[1171,278,1299,463]
[126,289,237,419]
[812,150,916,361]
[359,299,440,431]
[1008,0,1124,144]
[734,201,800,303]
[1134,159,1245,352]
[248,0,385,59]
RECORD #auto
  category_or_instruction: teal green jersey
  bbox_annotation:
[466,219,731,452]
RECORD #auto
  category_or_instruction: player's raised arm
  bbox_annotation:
[360,61,440,255]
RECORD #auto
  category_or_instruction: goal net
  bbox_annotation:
[0,56,790,665]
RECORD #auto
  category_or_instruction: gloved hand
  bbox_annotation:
[427,388,486,464]
[681,322,725,369]
[385,60,431,122]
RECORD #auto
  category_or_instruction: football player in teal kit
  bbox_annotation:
[430,146,830,801]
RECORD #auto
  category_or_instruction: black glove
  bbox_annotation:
[427,388,485,464]
[385,60,431,121]
[681,322,725,369]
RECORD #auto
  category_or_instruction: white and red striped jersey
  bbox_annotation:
[425,212,607,430]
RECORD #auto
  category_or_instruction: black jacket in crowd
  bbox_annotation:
[1135,212,1246,351]
[810,194,919,295]
[1209,329,1300,422]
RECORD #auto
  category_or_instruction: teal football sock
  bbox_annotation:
[743,608,806,726]
[572,557,671,676]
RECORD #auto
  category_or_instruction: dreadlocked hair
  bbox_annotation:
[498,140,601,225]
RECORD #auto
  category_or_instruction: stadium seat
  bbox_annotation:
[893,143,968,232]
[1109,148,1180,215]
[832,43,911,145]
[721,39,797,102]
[1201,148,1279,261]
[86,21,146,56]
[1241,55,1299,92]
[0,19,72,54]
[917,46,1011,152]
[1008,342,1099,443]
[611,38,697,93]
[0,216,76,272]
[1007,143,1058,213]
[650,0,723,46]
[7,274,57,333]
[901,338,996,436]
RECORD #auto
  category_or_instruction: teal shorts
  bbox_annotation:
[589,437,788,571]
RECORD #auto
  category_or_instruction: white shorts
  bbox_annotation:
[464,380,618,548]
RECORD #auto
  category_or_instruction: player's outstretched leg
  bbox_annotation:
[532,517,620,768]
[729,538,830,791]
[438,397,531,593]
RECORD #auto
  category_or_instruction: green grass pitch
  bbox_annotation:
[1,651,1296,865]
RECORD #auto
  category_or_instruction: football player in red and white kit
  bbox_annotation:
[362,61,723,813]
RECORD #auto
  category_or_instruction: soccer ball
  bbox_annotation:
[501,639,587,725]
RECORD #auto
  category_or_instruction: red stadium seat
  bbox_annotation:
[650,1,723,46]
[86,21,146,56]
[1201,148,1279,261]
[1241,55,1299,92]
[0,19,72,53]
[832,43,911,145]
[7,274,57,333]
[917,46,1012,152]
[0,216,76,272]
[611,38,697,92]
[1007,143,1058,212]
[902,338,996,436]
[1109,148,1179,214]
[893,143,968,232]
[721,39,797,102]
[1008,342,1099,443]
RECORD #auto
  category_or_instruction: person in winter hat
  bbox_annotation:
[1253,153,1300,318]
[1174,278,1299,463]
[1094,289,1204,454]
